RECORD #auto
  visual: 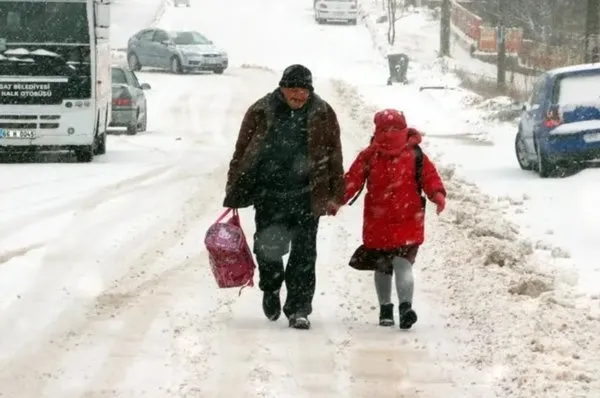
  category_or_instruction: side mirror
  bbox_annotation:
[160,40,171,46]
[141,83,151,90]
[522,103,528,111]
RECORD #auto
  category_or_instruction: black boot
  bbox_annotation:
[379,303,394,326]
[398,302,417,330]
[262,290,281,321]
[289,312,311,330]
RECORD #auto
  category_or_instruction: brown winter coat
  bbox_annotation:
[223,90,344,216]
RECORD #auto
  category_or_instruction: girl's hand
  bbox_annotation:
[432,192,446,215]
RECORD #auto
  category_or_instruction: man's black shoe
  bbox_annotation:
[288,313,311,329]
[262,290,281,321]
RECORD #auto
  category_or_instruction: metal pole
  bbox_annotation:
[585,0,600,62]
[496,0,506,90]
[439,0,451,57]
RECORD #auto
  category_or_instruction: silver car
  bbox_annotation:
[109,65,151,135]
[174,0,190,6]
[126,29,228,74]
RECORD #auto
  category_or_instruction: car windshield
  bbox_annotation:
[0,2,89,44]
[112,68,128,84]
[171,31,210,45]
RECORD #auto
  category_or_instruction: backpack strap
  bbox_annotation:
[347,136,375,206]
[347,156,371,206]
[413,145,426,209]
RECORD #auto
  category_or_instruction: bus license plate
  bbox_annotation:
[0,129,36,139]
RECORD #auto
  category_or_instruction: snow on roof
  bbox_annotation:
[547,62,600,76]
[30,49,60,57]
[549,120,600,136]
[4,48,30,56]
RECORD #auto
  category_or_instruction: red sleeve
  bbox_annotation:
[421,153,446,201]
[342,149,370,204]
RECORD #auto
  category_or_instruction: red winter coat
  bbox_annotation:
[343,128,446,250]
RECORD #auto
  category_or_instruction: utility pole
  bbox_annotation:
[585,0,600,62]
[496,0,506,90]
[439,0,451,57]
[387,0,397,45]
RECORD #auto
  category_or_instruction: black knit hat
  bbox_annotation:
[279,64,313,91]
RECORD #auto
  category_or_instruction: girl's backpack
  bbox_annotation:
[348,140,425,208]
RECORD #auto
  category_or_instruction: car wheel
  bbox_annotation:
[95,132,107,155]
[349,19,357,25]
[535,141,555,178]
[170,56,183,74]
[213,68,225,75]
[515,132,533,170]
[139,109,148,132]
[128,53,141,71]
[127,122,138,135]
[75,146,94,162]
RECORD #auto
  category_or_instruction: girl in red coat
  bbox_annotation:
[342,109,446,329]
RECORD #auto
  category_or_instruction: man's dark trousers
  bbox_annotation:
[253,195,319,318]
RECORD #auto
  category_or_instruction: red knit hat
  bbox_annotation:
[373,109,407,133]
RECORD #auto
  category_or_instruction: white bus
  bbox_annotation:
[0,0,111,162]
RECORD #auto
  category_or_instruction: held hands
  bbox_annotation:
[432,192,446,215]
[327,201,341,216]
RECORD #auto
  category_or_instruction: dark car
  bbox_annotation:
[109,65,151,135]
[126,29,228,74]
[515,63,600,177]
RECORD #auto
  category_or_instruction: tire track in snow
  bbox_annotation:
[0,69,262,396]
[0,243,45,266]
[0,166,217,398]
[0,162,177,239]
[77,167,226,395]
[0,164,209,351]
[0,182,211,396]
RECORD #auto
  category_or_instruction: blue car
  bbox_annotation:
[515,63,600,177]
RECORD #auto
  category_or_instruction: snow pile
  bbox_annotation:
[332,78,600,396]
[472,97,523,122]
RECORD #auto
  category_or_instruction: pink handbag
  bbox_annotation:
[204,209,255,294]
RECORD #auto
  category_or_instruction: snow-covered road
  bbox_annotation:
[0,0,491,396]
[1,0,599,397]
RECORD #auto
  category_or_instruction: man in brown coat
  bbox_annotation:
[223,64,344,329]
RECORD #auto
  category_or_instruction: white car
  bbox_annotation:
[174,0,190,7]
[314,0,358,25]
